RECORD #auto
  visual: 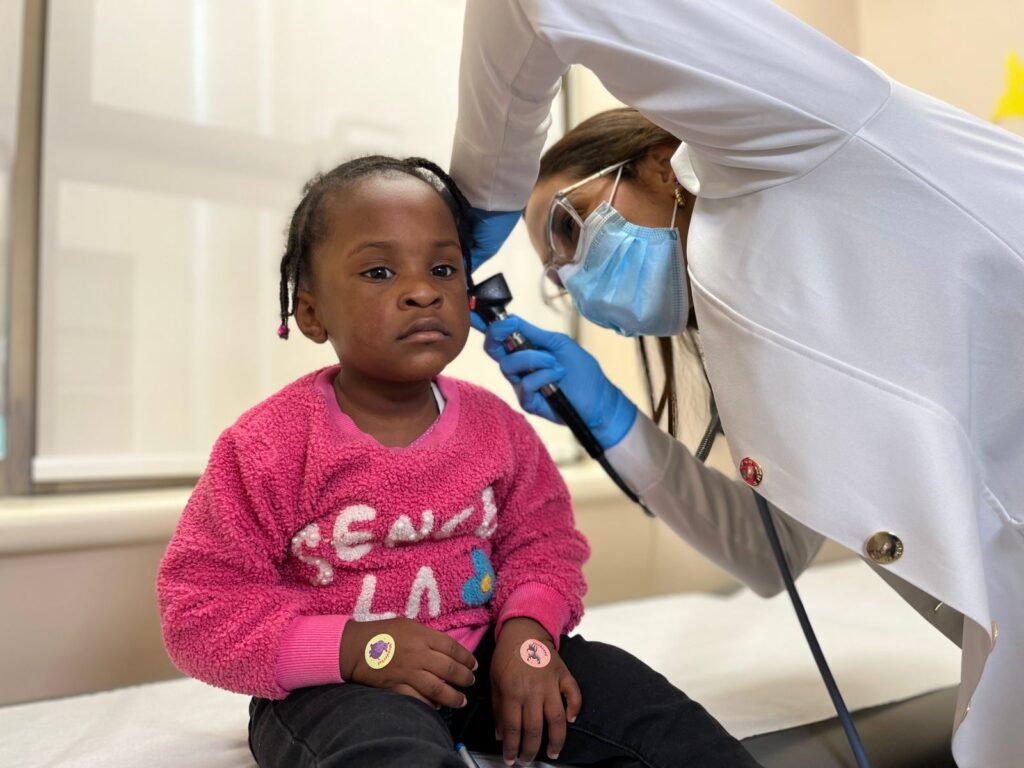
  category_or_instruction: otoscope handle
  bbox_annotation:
[502,333,604,459]
[543,389,604,459]
[473,271,652,515]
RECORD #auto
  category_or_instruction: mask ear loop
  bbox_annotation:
[608,165,625,206]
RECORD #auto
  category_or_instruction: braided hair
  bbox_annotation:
[277,155,475,339]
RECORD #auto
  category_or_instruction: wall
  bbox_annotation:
[6,0,1015,708]
[0,472,850,706]
[859,0,1023,135]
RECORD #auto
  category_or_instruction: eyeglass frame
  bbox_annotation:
[540,157,635,310]
[544,156,636,271]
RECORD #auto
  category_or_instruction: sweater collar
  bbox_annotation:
[314,365,461,450]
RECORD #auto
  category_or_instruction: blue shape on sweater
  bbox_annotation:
[462,548,496,606]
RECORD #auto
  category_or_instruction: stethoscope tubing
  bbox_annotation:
[696,407,871,768]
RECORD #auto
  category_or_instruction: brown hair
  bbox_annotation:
[539,108,705,440]
[540,107,677,184]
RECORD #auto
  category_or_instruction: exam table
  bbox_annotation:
[0,559,960,767]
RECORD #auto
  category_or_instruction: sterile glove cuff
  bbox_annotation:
[592,390,638,450]
[469,207,523,271]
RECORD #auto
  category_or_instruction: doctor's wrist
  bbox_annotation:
[592,391,638,450]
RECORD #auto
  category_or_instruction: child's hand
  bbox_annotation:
[340,617,478,709]
[490,618,582,766]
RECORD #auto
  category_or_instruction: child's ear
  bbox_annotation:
[294,290,328,343]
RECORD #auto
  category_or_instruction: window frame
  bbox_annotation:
[3,0,45,495]
[1,2,581,496]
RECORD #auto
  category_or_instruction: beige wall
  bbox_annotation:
[4,1,1015,708]
[0,483,853,706]
[0,542,179,704]
[859,0,1023,135]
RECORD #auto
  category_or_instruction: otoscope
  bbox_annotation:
[470,274,871,767]
[470,273,652,516]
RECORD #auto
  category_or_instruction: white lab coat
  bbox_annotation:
[450,2,1024,766]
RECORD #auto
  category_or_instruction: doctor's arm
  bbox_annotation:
[482,315,823,597]
[452,0,887,227]
[607,411,825,597]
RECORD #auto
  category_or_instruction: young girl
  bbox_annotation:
[157,155,761,768]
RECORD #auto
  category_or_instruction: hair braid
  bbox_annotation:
[406,156,475,291]
[275,155,475,339]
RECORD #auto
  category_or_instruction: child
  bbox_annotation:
[157,155,761,768]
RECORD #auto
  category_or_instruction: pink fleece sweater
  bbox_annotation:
[158,366,589,700]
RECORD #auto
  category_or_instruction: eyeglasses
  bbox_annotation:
[542,158,634,308]
[545,158,634,271]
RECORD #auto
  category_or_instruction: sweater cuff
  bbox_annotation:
[274,614,348,692]
[496,583,571,650]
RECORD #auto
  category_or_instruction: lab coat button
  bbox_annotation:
[865,531,903,564]
[739,457,763,486]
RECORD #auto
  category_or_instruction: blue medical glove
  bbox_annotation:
[468,208,522,271]
[480,314,638,450]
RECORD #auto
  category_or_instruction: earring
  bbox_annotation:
[673,184,687,208]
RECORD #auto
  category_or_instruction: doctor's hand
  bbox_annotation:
[491,618,582,766]
[339,617,478,710]
[475,314,638,450]
[467,208,522,271]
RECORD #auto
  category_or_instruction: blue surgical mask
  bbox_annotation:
[557,171,688,338]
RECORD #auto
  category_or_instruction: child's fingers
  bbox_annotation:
[491,689,503,743]
[411,670,468,710]
[499,699,523,766]
[391,683,437,710]
[544,690,569,761]
[560,672,583,724]
[423,649,476,689]
[429,634,478,674]
[518,698,545,765]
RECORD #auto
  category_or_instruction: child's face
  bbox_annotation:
[296,174,470,384]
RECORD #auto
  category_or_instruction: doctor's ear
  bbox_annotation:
[638,143,680,191]
[294,290,329,344]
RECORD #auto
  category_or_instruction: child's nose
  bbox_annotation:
[401,276,442,308]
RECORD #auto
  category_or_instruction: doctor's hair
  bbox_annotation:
[540,107,677,183]
[276,155,474,339]
[541,108,708,442]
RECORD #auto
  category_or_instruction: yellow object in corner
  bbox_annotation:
[992,53,1024,121]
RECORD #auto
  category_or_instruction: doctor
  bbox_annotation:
[449,2,1024,767]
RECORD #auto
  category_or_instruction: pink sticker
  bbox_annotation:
[519,639,551,668]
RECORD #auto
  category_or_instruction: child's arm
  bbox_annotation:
[338,616,478,709]
[485,414,590,764]
[488,413,590,645]
[158,431,325,699]
[490,616,582,765]
[158,431,479,703]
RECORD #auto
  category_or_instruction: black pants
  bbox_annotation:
[249,633,762,768]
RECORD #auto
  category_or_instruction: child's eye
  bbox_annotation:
[362,266,394,281]
[431,264,458,278]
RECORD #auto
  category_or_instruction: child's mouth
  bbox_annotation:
[399,318,450,342]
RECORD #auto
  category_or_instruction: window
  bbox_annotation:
[12,0,574,490]
[0,0,27,471]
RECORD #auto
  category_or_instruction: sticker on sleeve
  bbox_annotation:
[365,633,395,670]
[520,639,551,668]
